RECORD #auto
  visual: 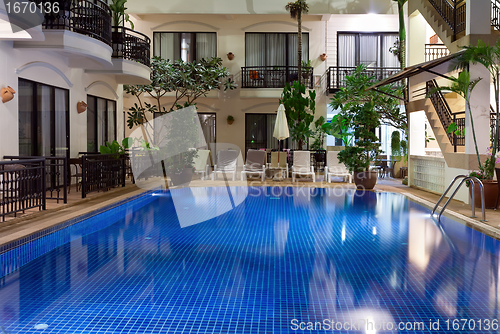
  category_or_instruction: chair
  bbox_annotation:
[268,152,288,179]
[68,158,82,193]
[292,151,315,182]
[192,149,211,180]
[212,150,238,181]
[324,151,352,183]
[241,150,266,182]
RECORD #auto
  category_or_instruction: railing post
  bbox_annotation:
[453,114,457,152]
[41,159,46,211]
[81,155,86,199]
[122,154,126,187]
[63,157,68,204]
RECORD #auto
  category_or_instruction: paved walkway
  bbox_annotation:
[0,176,499,249]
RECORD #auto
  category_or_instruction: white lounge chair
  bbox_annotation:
[241,150,266,182]
[192,149,211,180]
[324,151,352,183]
[292,151,315,182]
[268,152,289,179]
[212,150,238,181]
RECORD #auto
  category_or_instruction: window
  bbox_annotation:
[153,32,217,62]
[87,96,116,152]
[337,32,399,68]
[245,114,299,153]
[245,33,309,67]
[18,79,69,158]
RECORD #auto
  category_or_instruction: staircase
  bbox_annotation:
[422,79,468,168]
[411,0,500,52]
[410,0,465,50]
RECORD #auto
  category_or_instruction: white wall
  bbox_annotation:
[126,14,327,154]
[0,40,125,159]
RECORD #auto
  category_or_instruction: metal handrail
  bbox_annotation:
[432,175,486,221]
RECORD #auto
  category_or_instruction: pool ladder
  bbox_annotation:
[431,175,487,222]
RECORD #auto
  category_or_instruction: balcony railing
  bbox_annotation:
[425,44,450,62]
[241,66,313,89]
[34,0,112,45]
[112,26,151,67]
[493,0,500,31]
[326,66,400,94]
[427,0,466,40]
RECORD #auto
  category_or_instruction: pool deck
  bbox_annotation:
[0,176,499,249]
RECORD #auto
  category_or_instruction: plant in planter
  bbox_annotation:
[337,100,382,189]
[227,115,235,125]
[279,81,316,150]
[109,0,135,58]
[309,116,327,150]
[324,113,353,147]
[301,59,312,80]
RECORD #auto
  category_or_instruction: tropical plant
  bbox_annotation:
[280,81,316,150]
[451,39,500,180]
[337,101,382,173]
[391,131,401,158]
[400,138,407,164]
[109,0,134,29]
[330,64,406,131]
[310,116,327,150]
[427,71,483,175]
[285,0,309,86]
[125,56,236,145]
[323,114,353,147]
[425,123,435,147]
[99,137,133,155]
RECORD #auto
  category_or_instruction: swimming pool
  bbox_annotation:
[0,187,499,333]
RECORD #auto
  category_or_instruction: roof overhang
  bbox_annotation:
[366,51,465,91]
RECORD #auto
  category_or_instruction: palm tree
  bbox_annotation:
[427,71,482,170]
[285,0,309,86]
[452,39,500,179]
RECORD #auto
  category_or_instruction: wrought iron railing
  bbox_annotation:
[34,0,112,45]
[4,156,67,204]
[491,106,500,151]
[0,159,46,221]
[492,0,500,30]
[81,154,126,198]
[425,44,450,62]
[241,66,313,89]
[326,66,400,93]
[427,0,466,40]
[112,26,151,67]
[426,80,465,151]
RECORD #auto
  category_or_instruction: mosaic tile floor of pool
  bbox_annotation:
[0,187,499,333]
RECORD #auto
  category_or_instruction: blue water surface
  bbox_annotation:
[0,187,499,334]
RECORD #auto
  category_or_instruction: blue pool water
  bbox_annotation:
[0,187,499,333]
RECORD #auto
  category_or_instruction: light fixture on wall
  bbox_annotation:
[77,101,87,113]
[1,86,15,103]
[227,52,235,61]
[319,53,327,61]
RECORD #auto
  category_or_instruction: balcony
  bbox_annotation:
[326,66,400,94]
[111,26,150,67]
[14,0,113,68]
[241,66,313,89]
[425,44,450,62]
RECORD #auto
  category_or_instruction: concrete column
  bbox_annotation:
[465,63,490,168]
[409,111,426,157]
[466,0,490,35]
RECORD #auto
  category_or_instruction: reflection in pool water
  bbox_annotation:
[0,187,498,333]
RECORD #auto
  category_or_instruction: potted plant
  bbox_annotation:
[110,0,135,58]
[301,59,312,80]
[279,81,316,150]
[337,100,381,189]
[227,115,235,125]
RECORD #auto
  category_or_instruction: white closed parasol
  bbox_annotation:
[273,104,290,163]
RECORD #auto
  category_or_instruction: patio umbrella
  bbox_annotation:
[273,104,290,163]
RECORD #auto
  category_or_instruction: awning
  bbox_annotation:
[366,50,464,91]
